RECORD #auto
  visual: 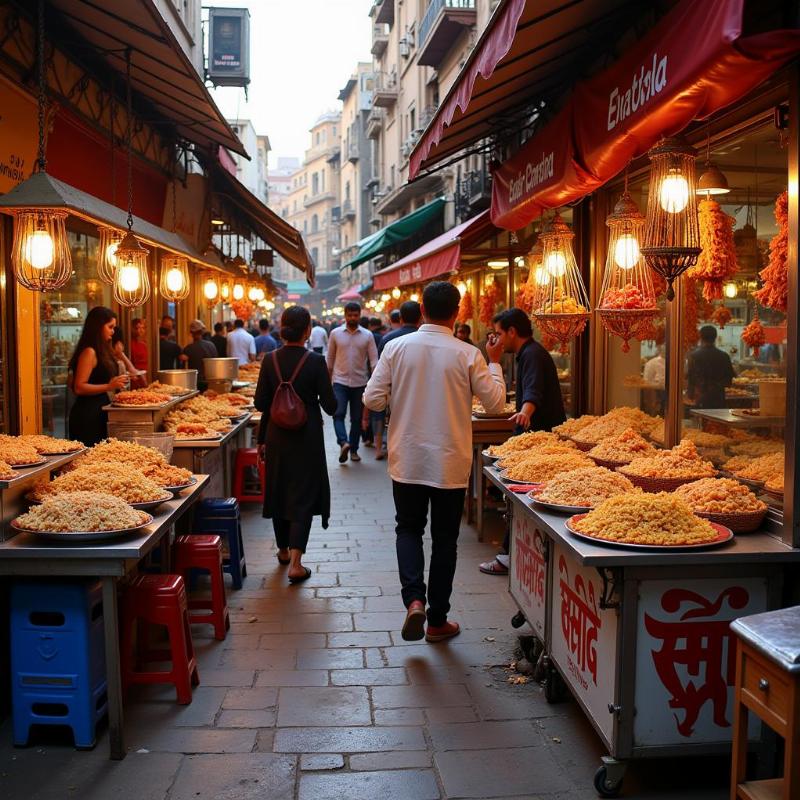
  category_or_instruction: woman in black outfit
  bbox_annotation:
[255,306,336,583]
[68,306,128,446]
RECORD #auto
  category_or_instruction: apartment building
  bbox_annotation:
[226,119,270,203]
[338,63,375,290]
[155,0,204,75]
[285,111,342,274]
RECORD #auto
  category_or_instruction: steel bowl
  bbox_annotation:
[202,358,239,380]
[157,369,197,390]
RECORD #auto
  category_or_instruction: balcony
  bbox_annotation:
[372,71,398,107]
[418,0,476,68]
[347,141,359,163]
[372,0,394,25]
[366,107,384,139]
[342,199,356,219]
[455,167,491,219]
[419,104,437,130]
[371,24,389,57]
[303,190,336,208]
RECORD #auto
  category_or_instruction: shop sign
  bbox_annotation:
[509,512,547,639]
[549,543,618,744]
[633,577,767,746]
[0,75,38,195]
[207,8,251,88]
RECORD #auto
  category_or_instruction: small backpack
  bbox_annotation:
[270,350,310,430]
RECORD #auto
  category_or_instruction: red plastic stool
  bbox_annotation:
[173,535,230,641]
[232,448,265,503]
[120,574,199,704]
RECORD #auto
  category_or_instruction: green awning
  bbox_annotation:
[286,280,312,296]
[341,197,445,270]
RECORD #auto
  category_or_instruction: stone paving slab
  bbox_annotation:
[298,768,440,800]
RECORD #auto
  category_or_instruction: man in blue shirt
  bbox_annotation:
[379,301,421,355]
[254,318,277,359]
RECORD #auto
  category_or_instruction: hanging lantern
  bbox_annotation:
[391,287,401,299]
[113,231,151,307]
[159,254,190,302]
[597,190,658,352]
[11,209,73,292]
[641,137,701,301]
[220,277,231,302]
[247,283,260,302]
[96,226,123,285]
[531,213,590,353]
[202,272,221,305]
[232,280,245,301]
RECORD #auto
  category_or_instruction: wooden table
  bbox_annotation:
[0,475,208,760]
[469,415,515,540]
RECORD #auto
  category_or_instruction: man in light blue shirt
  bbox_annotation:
[254,318,277,359]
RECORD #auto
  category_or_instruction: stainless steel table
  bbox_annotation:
[690,407,785,432]
[0,475,209,760]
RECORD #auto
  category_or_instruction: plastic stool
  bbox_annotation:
[173,535,230,640]
[120,575,199,704]
[10,580,107,749]
[194,498,247,589]
[232,448,265,504]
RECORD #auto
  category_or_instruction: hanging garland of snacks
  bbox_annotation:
[516,270,537,313]
[457,290,474,324]
[635,317,666,345]
[231,299,254,321]
[479,279,500,326]
[687,198,739,302]
[741,311,766,358]
[753,190,788,313]
[710,303,732,329]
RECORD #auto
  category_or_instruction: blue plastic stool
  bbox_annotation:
[10,579,107,749]
[193,498,247,590]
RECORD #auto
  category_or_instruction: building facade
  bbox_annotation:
[226,119,270,203]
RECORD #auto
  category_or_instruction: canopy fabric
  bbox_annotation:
[342,197,446,269]
[372,211,495,291]
[409,0,641,179]
[48,0,246,157]
[337,285,364,301]
[490,0,800,229]
[286,280,311,296]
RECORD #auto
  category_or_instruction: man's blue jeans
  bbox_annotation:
[333,383,365,452]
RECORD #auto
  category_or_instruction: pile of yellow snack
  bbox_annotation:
[535,466,636,507]
[570,407,661,447]
[487,431,571,457]
[674,478,767,515]
[30,463,169,505]
[588,428,656,464]
[503,452,593,483]
[619,439,716,481]
[729,451,784,484]
[553,415,598,439]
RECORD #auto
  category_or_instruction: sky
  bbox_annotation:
[208,1,373,169]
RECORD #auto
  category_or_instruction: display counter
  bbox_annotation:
[102,391,198,436]
[468,414,515,536]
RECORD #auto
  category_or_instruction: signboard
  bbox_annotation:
[509,511,547,640]
[207,8,251,88]
[0,74,39,195]
[549,543,618,745]
[634,577,767,747]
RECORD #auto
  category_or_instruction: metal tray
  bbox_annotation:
[481,449,501,462]
[35,446,85,457]
[174,432,223,442]
[10,514,154,543]
[498,468,544,485]
[528,491,593,515]
[10,459,48,469]
[164,476,198,496]
[130,494,173,512]
[473,410,514,419]
[110,401,171,410]
[564,515,734,550]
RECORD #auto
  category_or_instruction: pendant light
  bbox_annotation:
[220,276,232,302]
[11,0,72,292]
[202,272,221,305]
[97,226,123,285]
[113,49,151,308]
[247,283,260,302]
[232,280,245,301]
[697,127,730,198]
[159,178,190,301]
[597,179,658,352]
[640,136,701,301]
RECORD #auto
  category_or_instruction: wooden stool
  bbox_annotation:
[730,605,800,800]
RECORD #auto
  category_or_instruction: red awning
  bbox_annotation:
[491,0,800,229]
[337,285,363,301]
[372,211,496,291]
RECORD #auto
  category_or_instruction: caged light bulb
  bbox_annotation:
[203,278,219,301]
[118,264,141,293]
[534,266,550,286]
[166,267,185,293]
[24,229,55,270]
[659,169,689,214]
[545,251,567,277]
[613,233,640,270]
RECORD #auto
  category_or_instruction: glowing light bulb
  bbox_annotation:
[24,229,54,270]
[232,283,244,301]
[381,293,390,303]
[659,169,689,213]
[118,264,141,293]
[613,233,640,270]
[247,286,259,301]
[457,281,467,297]
[534,266,550,286]
[166,268,184,293]
[391,287,401,299]
[410,293,419,302]
[265,300,275,311]
[724,282,738,299]
[105,241,119,269]
[203,279,219,301]
[545,251,567,277]
[221,283,230,300]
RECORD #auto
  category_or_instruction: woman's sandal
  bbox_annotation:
[288,567,312,584]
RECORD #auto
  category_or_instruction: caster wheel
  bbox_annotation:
[511,611,526,628]
[593,766,623,798]
[543,664,566,704]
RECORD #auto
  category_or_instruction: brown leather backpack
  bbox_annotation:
[270,350,310,430]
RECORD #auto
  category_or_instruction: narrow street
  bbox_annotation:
[1,425,730,800]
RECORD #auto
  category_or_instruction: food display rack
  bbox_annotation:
[469,414,515,536]
[102,391,199,436]
[484,465,800,797]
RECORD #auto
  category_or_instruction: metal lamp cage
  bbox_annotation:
[97,225,124,285]
[11,208,73,292]
[202,271,221,306]
[641,136,701,301]
[112,230,151,307]
[159,253,191,302]
[220,275,232,302]
[531,212,591,352]
[597,191,659,352]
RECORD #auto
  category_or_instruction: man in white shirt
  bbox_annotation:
[308,320,329,354]
[364,281,505,643]
[226,318,256,365]
[327,302,378,464]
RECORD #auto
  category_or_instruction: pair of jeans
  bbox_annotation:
[332,383,364,451]
[392,480,466,627]
[273,517,312,553]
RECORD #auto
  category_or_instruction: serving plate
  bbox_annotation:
[528,490,592,515]
[473,410,514,420]
[10,513,154,543]
[130,494,173,512]
[163,476,198,496]
[481,449,501,463]
[10,459,48,469]
[35,446,85,457]
[174,433,223,442]
[564,515,733,550]
[111,401,171,410]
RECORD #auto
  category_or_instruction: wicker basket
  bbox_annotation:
[589,456,627,471]
[694,508,767,534]
[571,438,595,452]
[621,472,714,493]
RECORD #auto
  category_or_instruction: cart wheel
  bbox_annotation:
[543,664,566,704]
[511,611,526,628]
[593,766,623,798]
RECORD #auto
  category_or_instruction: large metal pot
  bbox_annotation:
[203,357,239,380]
[157,369,198,390]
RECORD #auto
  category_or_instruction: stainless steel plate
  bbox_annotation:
[130,495,173,512]
[529,493,593,515]
[10,514,154,543]
[175,433,223,442]
[11,459,48,469]
[164,476,198,496]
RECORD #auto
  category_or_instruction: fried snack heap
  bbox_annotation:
[17,491,150,532]
[503,452,593,483]
[19,435,83,454]
[674,478,767,515]
[553,415,598,438]
[487,431,568,457]
[587,428,656,464]
[535,467,636,507]
[113,390,171,406]
[619,439,716,480]
[732,452,784,483]
[30,463,168,504]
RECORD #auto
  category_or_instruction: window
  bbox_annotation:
[312,173,319,195]
[311,247,319,264]
[410,107,416,132]
[303,220,308,234]
[316,132,321,145]
[345,181,351,201]
[311,214,319,233]
[321,171,325,191]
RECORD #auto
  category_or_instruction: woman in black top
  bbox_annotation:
[68,306,128,446]
[255,306,336,583]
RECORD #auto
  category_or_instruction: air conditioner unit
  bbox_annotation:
[399,39,410,58]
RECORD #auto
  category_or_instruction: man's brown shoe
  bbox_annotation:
[425,620,460,643]
[401,600,426,641]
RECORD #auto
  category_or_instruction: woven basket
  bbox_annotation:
[694,508,767,534]
[589,456,627,471]
[763,487,784,502]
[621,473,714,493]
[571,439,595,452]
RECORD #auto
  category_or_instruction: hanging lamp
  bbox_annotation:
[531,212,590,353]
[640,136,701,301]
[597,182,658,352]
[113,49,151,308]
[159,177,190,301]
[11,0,72,292]
[202,272,221,305]
[220,276,232,302]
[97,226,123,285]
[697,127,730,197]
[232,280,245,301]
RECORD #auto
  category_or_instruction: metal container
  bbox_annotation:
[157,369,198,390]
[203,357,239,380]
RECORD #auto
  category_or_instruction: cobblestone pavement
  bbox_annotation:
[1,424,730,799]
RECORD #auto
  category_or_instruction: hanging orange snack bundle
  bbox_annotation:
[516,270,537,313]
[457,290,474,324]
[753,190,788,313]
[479,280,500,326]
[687,198,739,302]
[710,303,732,329]
[742,314,766,358]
